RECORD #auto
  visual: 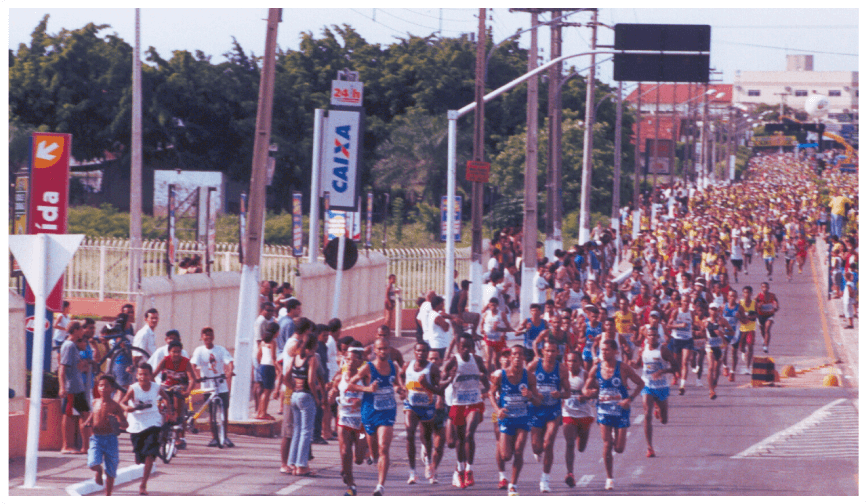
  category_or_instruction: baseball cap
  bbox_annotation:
[649,311,662,318]
[708,302,721,310]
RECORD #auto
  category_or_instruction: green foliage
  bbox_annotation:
[414,201,440,237]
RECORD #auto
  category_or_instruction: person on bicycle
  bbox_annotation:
[191,327,235,448]
[153,340,195,449]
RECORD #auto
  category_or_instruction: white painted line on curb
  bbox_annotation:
[276,478,316,495]
[65,464,147,496]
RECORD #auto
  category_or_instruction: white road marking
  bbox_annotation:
[632,466,644,478]
[732,398,854,459]
[577,474,595,487]
[276,478,316,495]
[65,464,146,496]
[633,413,645,425]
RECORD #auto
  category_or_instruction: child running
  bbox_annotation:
[83,375,128,496]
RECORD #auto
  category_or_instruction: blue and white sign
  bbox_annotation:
[320,110,361,210]
[440,195,462,242]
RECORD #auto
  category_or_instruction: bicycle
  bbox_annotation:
[157,385,188,463]
[184,374,232,449]
[95,331,150,394]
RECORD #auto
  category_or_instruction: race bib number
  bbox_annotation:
[340,415,362,431]
[597,387,622,415]
[503,395,527,418]
[373,390,396,410]
[408,392,431,406]
[455,389,481,405]
[538,384,558,405]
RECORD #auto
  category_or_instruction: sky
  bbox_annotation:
[5,6,860,90]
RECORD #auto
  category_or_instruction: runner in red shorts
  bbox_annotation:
[441,334,489,488]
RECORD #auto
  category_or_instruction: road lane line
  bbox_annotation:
[577,474,595,487]
[632,466,644,478]
[65,464,146,496]
[276,478,316,495]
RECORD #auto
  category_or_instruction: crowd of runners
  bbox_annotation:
[66,151,857,496]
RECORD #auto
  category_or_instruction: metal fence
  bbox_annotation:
[10,237,467,305]
[383,247,472,309]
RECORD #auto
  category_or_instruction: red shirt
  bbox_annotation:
[160,356,192,387]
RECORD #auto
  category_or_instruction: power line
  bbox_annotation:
[348,9,404,36]
[403,8,473,23]
[714,25,857,29]
[715,39,858,57]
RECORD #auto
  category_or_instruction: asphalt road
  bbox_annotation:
[8,250,858,496]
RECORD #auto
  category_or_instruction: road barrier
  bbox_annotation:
[751,356,776,386]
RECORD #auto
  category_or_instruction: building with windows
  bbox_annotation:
[733,55,858,122]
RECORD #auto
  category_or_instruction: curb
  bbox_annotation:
[65,464,148,496]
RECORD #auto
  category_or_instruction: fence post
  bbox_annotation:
[99,243,106,301]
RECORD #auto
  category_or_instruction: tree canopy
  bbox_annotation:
[10,15,637,228]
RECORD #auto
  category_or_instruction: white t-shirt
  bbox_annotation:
[487,257,499,272]
[126,381,163,433]
[503,270,517,300]
[52,313,70,347]
[481,283,502,308]
[417,301,432,333]
[133,325,156,359]
[190,345,234,394]
[325,335,339,380]
[532,272,548,304]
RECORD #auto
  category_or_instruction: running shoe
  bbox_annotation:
[465,470,475,487]
[498,478,509,490]
[646,447,656,458]
[722,366,729,377]
[429,474,438,485]
[425,461,432,480]
[372,485,384,496]
[741,368,750,375]
[452,470,463,488]
[508,485,519,496]
[224,438,234,448]
[407,471,417,485]
[176,439,187,450]
[605,478,615,491]
[763,346,769,353]
[678,387,685,396]
[728,374,735,382]
[565,473,576,488]
[653,406,661,420]
[344,486,357,496]
[540,480,552,493]
[533,453,540,463]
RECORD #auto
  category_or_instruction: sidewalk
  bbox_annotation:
[813,236,859,390]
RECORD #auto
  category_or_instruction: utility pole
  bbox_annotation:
[652,80,661,188]
[469,8,486,313]
[518,10,540,322]
[545,9,563,257]
[229,8,281,422]
[684,82,692,184]
[700,82,709,189]
[611,80,623,263]
[577,8,598,245]
[670,81,677,184]
[633,82,642,239]
[129,8,143,309]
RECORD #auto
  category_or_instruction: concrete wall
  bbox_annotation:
[9,291,26,400]
[137,251,388,354]
[296,251,388,330]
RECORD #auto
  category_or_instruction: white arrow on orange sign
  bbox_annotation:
[36,140,59,161]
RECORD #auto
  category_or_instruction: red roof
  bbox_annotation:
[632,115,679,153]
[625,83,733,105]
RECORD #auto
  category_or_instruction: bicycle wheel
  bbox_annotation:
[210,397,226,448]
[158,423,176,463]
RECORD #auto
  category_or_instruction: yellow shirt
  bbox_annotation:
[739,299,757,332]
[762,241,775,259]
[830,196,852,217]
[614,310,635,335]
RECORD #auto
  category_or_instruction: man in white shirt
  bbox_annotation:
[417,290,436,343]
[132,309,159,367]
[481,271,507,318]
[532,264,549,304]
[190,326,235,448]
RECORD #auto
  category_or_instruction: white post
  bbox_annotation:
[308,109,324,263]
[632,209,640,240]
[332,233,346,318]
[445,111,458,310]
[394,289,403,338]
[99,243,106,301]
[229,265,258,421]
[23,234,48,488]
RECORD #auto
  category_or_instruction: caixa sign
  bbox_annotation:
[320,110,360,210]
[24,315,51,333]
[26,132,71,311]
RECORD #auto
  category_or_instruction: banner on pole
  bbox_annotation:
[365,192,373,249]
[238,193,247,263]
[25,132,71,312]
[440,195,463,242]
[167,184,177,268]
[292,192,303,257]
